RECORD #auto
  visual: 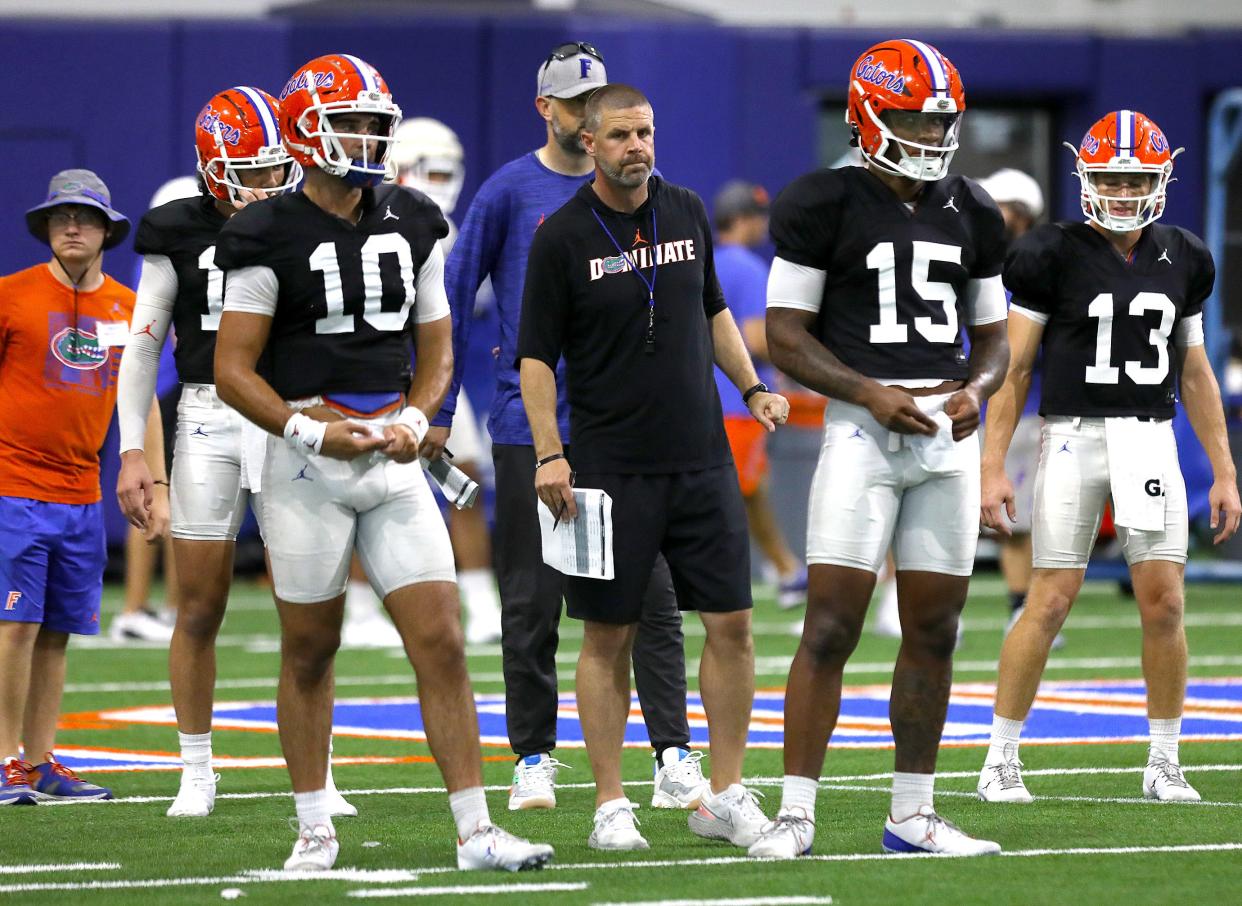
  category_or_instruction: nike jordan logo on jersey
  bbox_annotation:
[1057,440,1072,454]
[588,239,697,281]
[133,321,160,340]
[1158,248,1172,264]
[292,465,313,482]
[943,197,959,213]
[632,227,649,247]
[383,206,400,222]
[191,425,209,438]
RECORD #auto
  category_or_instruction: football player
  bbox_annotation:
[212,53,553,873]
[116,87,365,820]
[977,111,1240,803]
[751,39,1009,858]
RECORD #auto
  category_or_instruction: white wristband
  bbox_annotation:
[283,412,326,455]
[395,406,429,446]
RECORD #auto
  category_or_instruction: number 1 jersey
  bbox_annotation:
[769,166,1006,381]
[1005,222,1214,419]
[214,184,449,399]
[132,196,229,385]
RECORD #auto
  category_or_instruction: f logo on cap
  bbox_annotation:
[580,58,592,79]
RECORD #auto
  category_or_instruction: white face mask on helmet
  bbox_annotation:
[1067,109,1181,233]
[388,118,464,215]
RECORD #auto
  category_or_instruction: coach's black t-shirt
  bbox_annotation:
[1005,222,1214,419]
[517,175,731,474]
[133,196,228,385]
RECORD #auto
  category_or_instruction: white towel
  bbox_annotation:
[1103,418,1168,532]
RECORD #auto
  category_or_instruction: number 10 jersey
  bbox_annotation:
[769,166,1007,381]
[1004,222,1214,419]
[214,184,449,399]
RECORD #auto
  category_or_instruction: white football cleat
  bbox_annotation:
[977,747,1034,803]
[508,754,561,810]
[687,784,769,848]
[109,609,174,644]
[1143,759,1201,802]
[747,808,815,859]
[341,612,404,649]
[589,801,649,851]
[284,823,339,871]
[457,822,555,871]
[166,769,219,817]
[882,806,1000,856]
[651,748,709,809]
[326,789,358,818]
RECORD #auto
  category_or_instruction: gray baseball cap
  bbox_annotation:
[713,180,771,228]
[537,41,607,99]
[26,169,130,250]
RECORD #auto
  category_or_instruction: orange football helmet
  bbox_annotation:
[1067,110,1181,232]
[194,86,299,204]
[846,39,965,182]
[279,53,401,187]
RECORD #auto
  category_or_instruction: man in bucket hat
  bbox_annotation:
[0,169,168,805]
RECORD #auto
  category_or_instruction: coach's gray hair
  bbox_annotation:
[583,84,652,133]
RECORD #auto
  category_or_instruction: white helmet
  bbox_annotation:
[978,168,1044,220]
[388,117,464,215]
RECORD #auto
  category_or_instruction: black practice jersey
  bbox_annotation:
[132,196,229,385]
[517,176,731,474]
[214,185,449,399]
[1005,222,1214,419]
[770,167,1006,380]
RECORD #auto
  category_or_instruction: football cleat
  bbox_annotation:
[747,808,815,859]
[977,746,1034,803]
[1005,606,1065,650]
[651,748,709,809]
[27,755,113,802]
[776,570,808,610]
[1143,759,1201,802]
[882,806,1000,856]
[108,608,174,644]
[457,822,555,871]
[688,784,769,848]
[508,753,562,811]
[589,801,649,851]
[0,758,37,806]
[166,769,219,817]
[284,823,339,871]
[341,611,403,649]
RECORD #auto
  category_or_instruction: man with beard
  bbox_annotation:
[431,45,705,814]
[519,83,789,850]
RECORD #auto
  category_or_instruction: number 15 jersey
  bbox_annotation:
[215,184,450,399]
[769,166,1006,381]
[1005,222,1214,419]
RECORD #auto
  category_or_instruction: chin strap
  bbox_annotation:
[343,160,387,188]
[51,250,102,357]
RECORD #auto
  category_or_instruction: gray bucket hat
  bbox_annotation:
[26,169,130,250]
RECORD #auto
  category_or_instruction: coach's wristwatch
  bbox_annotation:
[742,382,769,405]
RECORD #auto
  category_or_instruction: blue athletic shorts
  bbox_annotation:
[0,497,105,635]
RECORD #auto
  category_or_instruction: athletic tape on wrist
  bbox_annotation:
[395,406,429,446]
[283,412,326,455]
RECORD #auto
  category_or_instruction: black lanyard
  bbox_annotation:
[591,206,658,353]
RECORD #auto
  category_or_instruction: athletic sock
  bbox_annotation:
[986,714,1025,764]
[890,772,934,822]
[1148,717,1181,764]
[178,731,212,774]
[459,568,501,618]
[293,789,333,833]
[449,786,490,839]
[324,737,341,794]
[779,774,818,818]
[1008,591,1026,614]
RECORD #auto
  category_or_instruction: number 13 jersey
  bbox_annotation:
[769,166,1006,381]
[215,184,450,399]
[1004,222,1214,419]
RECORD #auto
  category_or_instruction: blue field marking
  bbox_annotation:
[89,678,1242,757]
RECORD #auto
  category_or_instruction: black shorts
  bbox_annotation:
[565,465,752,625]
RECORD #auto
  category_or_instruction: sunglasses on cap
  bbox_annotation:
[545,41,604,66]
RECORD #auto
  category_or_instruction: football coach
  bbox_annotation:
[517,83,789,851]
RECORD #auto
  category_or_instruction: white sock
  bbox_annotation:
[178,731,212,772]
[449,786,490,840]
[324,737,340,794]
[459,569,501,619]
[986,714,1025,764]
[890,772,934,822]
[294,789,333,833]
[779,774,818,818]
[344,580,381,621]
[1149,717,1181,764]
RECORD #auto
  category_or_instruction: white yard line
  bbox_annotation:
[5,844,1241,895]
[590,899,832,906]
[347,881,588,898]
[818,782,1242,808]
[0,863,120,875]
